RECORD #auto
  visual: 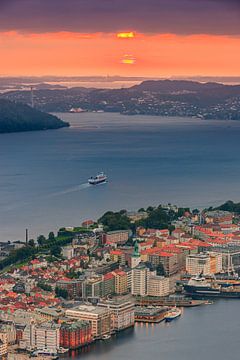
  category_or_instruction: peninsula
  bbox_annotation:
[0,99,69,134]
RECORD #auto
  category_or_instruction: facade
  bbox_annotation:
[82,277,102,299]
[56,279,83,299]
[112,269,128,294]
[102,273,115,297]
[60,321,92,349]
[98,297,135,331]
[131,263,150,296]
[23,321,60,353]
[0,333,8,357]
[66,305,113,338]
[62,246,74,259]
[102,230,129,245]
[186,254,211,275]
[147,275,170,297]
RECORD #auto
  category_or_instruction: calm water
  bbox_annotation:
[64,300,239,360]
[1,113,240,241]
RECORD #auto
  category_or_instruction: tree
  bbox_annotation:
[37,235,46,246]
[138,208,145,213]
[28,239,35,247]
[50,245,62,258]
[48,232,55,241]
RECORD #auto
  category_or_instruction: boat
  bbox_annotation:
[58,347,69,354]
[184,275,240,298]
[88,172,107,185]
[165,307,182,322]
[32,349,58,356]
[101,334,111,340]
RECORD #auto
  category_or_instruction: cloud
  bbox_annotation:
[0,0,239,35]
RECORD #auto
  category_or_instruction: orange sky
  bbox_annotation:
[0,31,240,76]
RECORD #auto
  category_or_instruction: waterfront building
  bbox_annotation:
[147,275,170,297]
[65,305,113,338]
[98,297,135,331]
[22,321,60,353]
[186,254,211,275]
[60,321,92,349]
[134,306,168,323]
[131,263,150,296]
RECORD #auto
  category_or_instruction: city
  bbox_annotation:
[1,203,240,358]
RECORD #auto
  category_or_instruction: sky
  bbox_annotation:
[0,0,239,77]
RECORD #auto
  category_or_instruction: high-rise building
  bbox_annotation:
[131,263,150,296]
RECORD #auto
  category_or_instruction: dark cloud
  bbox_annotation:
[0,0,239,35]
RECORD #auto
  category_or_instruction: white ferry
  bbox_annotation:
[88,172,107,185]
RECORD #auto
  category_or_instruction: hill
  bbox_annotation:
[0,99,69,133]
[1,80,240,120]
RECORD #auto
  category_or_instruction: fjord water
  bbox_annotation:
[1,113,240,241]
[64,300,239,360]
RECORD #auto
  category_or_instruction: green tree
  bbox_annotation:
[48,232,55,241]
[50,245,62,258]
[37,235,46,246]
[28,239,35,247]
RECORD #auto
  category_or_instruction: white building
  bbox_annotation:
[186,254,211,275]
[131,263,150,296]
[62,246,74,259]
[22,321,60,353]
[147,275,170,297]
[98,297,135,331]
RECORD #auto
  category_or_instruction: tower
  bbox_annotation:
[30,86,34,108]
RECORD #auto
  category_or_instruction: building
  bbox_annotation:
[98,297,135,331]
[110,250,126,265]
[66,305,113,338]
[148,252,179,275]
[131,263,150,296]
[186,254,211,275]
[147,275,170,297]
[102,230,129,245]
[130,241,141,269]
[112,269,128,294]
[102,272,115,297]
[35,308,64,322]
[62,246,74,259]
[60,321,92,349]
[82,277,102,300]
[22,321,60,353]
[0,333,8,357]
[56,279,83,299]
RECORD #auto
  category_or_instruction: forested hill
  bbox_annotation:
[0,99,69,133]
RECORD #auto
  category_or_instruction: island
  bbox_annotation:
[0,99,69,133]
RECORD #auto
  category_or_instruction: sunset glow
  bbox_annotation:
[0,31,239,76]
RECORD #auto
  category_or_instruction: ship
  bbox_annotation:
[165,307,182,322]
[88,172,107,185]
[184,275,240,299]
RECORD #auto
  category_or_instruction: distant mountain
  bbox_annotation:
[0,99,69,134]
[130,80,227,93]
